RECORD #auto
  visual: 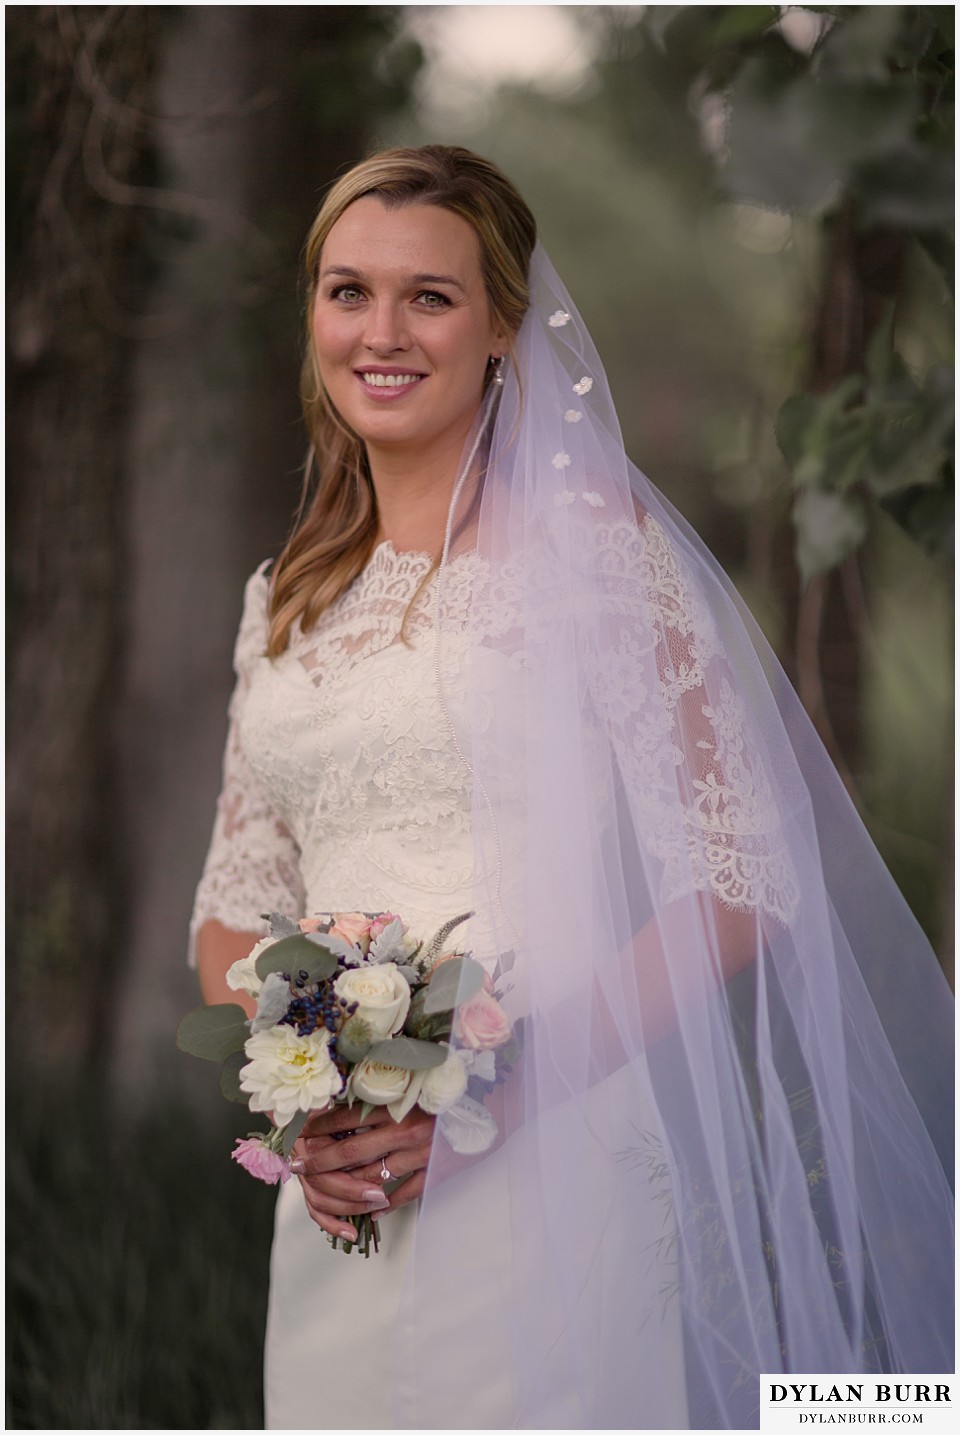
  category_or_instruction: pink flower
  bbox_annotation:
[330,911,374,952]
[298,915,325,933]
[231,1136,292,1185]
[368,912,403,941]
[453,990,512,1051]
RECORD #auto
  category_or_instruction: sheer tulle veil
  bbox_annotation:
[392,245,953,1428]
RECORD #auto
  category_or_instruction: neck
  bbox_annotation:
[366,419,485,556]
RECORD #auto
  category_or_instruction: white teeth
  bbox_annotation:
[360,372,422,388]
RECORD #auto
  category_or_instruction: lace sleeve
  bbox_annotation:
[188,562,306,965]
[589,515,799,925]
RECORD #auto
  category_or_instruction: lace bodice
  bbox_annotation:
[191,524,796,965]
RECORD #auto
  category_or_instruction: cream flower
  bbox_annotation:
[226,936,276,999]
[573,376,593,395]
[239,1025,342,1125]
[551,451,572,470]
[416,1046,468,1115]
[334,963,411,1038]
[547,310,571,327]
[563,409,583,423]
[349,1058,420,1121]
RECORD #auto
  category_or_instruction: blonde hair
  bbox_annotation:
[267,145,537,656]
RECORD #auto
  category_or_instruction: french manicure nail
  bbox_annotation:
[363,1188,391,1207]
[289,1158,305,1175]
[341,1225,358,1241]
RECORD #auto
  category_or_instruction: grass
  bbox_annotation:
[6,1072,277,1429]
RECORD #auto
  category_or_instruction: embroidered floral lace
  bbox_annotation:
[190,520,797,963]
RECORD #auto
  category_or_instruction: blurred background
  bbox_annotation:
[6,5,953,1427]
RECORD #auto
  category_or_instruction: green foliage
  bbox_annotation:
[776,308,953,579]
[6,1077,274,1429]
[254,933,339,984]
[281,1109,310,1159]
[219,1048,248,1103]
[422,954,486,1014]
[364,1035,446,1070]
[641,4,954,581]
[176,1003,249,1063]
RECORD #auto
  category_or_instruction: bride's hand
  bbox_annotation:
[289,1102,436,1240]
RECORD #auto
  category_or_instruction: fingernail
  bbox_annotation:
[363,1188,391,1208]
[341,1224,358,1241]
[289,1158,305,1175]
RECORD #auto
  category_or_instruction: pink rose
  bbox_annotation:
[453,990,512,1051]
[330,911,374,952]
[368,912,403,941]
[298,915,325,933]
[231,1135,292,1185]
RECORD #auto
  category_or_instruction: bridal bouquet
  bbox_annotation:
[178,910,516,1254]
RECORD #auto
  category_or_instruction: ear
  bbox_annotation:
[489,314,510,359]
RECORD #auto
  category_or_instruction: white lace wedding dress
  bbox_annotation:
[192,533,781,1428]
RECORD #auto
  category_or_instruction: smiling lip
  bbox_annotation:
[354,367,427,399]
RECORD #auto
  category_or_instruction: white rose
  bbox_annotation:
[416,1046,468,1115]
[239,1025,342,1126]
[334,962,411,1039]
[226,935,276,999]
[349,1058,421,1121]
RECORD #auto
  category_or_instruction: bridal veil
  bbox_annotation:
[390,246,953,1428]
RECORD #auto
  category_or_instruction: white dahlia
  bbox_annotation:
[239,1025,343,1125]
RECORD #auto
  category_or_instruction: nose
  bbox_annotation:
[362,298,411,355]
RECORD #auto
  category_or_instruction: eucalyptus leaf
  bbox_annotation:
[219,1049,248,1103]
[281,1109,311,1159]
[255,933,339,983]
[176,1004,249,1062]
[365,1036,447,1070]
[423,955,486,1015]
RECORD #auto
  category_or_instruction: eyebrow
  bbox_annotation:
[320,265,466,292]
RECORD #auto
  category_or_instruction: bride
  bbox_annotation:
[191,146,953,1429]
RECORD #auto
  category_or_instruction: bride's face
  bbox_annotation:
[312,197,505,458]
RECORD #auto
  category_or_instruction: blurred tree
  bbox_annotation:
[7,4,163,1067]
[6,6,422,1076]
[593,4,953,782]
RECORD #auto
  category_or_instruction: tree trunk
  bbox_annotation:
[110,5,412,1094]
[782,199,906,788]
[6,6,160,1070]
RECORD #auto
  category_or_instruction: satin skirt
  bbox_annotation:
[263,1063,689,1430]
